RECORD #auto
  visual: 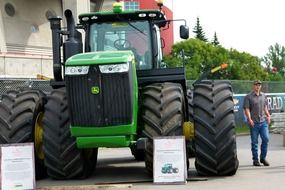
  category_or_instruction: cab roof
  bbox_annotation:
[79,9,167,27]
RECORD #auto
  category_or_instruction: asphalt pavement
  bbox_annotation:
[37,134,285,190]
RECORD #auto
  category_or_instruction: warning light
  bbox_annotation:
[113,1,124,13]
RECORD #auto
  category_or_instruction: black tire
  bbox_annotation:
[130,144,145,161]
[0,90,47,179]
[142,83,184,175]
[193,80,238,176]
[0,90,19,105]
[42,88,97,179]
[186,89,195,158]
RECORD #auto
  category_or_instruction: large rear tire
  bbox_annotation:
[193,80,238,176]
[42,88,97,179]
[0,90,47,179]
[142,83,184,175]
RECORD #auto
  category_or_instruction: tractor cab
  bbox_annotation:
[49,2,189,87]
[88,20,153,70]
[79,8,185,70]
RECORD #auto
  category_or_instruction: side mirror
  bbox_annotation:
[180,25,189,39]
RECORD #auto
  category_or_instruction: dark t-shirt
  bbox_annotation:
[243,91,267,123]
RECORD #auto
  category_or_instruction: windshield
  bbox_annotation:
[89,21,152,70]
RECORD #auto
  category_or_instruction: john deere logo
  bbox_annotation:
[91,86,100,94]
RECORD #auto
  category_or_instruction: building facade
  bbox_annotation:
[0,0,173,78]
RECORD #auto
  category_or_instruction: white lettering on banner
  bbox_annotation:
[233,98,239,112]
[267,96,283,111]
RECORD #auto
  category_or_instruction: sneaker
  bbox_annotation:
[253,160,261,166]
[260,159,270,166]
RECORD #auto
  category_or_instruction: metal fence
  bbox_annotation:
[187,80,285,94]
[0,79,53,95]
[231,80,285,94]
[0,79,284,96]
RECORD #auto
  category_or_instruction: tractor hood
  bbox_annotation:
[65,50,135,66]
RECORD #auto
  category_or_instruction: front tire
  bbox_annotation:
[142,83,184,175]
[193,80,238,176]
[0,90,47,179]
[42,88,97,179]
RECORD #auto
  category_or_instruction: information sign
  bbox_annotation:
[0,143,35,190]
[153,136,187,184]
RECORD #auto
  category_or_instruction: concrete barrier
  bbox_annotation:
[271,113,285,146]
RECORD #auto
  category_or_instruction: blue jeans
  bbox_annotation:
[250,121,269,161]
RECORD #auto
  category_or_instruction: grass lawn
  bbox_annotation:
[235,125,250,134]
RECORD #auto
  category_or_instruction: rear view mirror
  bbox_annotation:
[180,25,189,39]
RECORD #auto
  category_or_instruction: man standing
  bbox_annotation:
[243,80,271,166]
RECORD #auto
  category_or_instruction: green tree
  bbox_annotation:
[211,32,220,46]
[262,43,285,79]
[164,39,269,81]
[192,17,207,42]
[227,49,268,81]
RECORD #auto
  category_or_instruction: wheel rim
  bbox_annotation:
[35,112,44,160]
[183,121,194,140]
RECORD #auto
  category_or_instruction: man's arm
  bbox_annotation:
[244,108,254,127]
[243,95,254,127]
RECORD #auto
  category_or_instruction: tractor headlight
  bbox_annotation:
[99,62,129,73]
[65,66,89,75]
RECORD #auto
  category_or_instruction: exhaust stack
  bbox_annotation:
[63,9,83,62]
[49,16,63,82]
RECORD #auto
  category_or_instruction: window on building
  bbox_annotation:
[124,1,140,11]
[4,3,16,17]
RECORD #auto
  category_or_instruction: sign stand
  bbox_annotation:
[0,143,35,190]
[153,136,187,184]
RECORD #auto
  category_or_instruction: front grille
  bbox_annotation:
[66,65,132,127]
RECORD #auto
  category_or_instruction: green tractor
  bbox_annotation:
[161,163,179,174]
[0,2,238,180]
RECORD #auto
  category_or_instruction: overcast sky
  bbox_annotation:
[172,0,285,58]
